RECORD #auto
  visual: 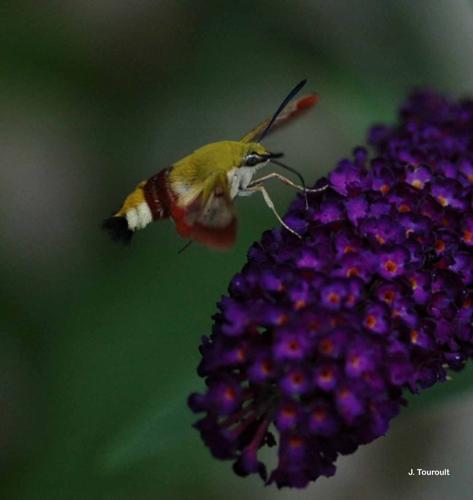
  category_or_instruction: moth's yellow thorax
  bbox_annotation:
[172,141,241,178]
[169,141,264,182]
[168,141,267,205]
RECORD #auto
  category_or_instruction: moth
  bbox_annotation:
[103,79,326,250]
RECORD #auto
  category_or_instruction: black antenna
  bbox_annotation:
[271,158,309,210]
[258,79,307,142]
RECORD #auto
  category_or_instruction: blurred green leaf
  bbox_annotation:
[97,385,195,472]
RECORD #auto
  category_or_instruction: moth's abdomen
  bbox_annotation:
[103,168,173,243]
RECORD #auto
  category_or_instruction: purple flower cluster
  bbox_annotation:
[189,90,473,488]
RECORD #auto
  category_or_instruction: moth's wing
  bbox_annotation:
[170,170,237,250]
[240,93,319,143]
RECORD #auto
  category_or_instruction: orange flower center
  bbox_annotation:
[410,330,419,344]
[290,373,304,385]
[319,369,333,382]
[320,339,334,354]
[349,355,361,368]
[365,314,377,329]
[276,314,288,325]
[235,349,245,361]
[399,204,411,212]
[347,267,359,277]
[437,195,448,207]
[312,409,326,421]
[385,260,397,273]
[289,437,303,448]
[261,360,272,374]
[327,292,340,304]
[288,340,300,352]
[294,299,306,310]
[282,407,296,418]
[224,387,236,400]
[375,234,386,244]
[435,240,446,252]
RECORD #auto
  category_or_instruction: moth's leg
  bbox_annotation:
[248,172,328,193]
[237,190,255,197]
[243,184,302,238]
[248,172,328,210]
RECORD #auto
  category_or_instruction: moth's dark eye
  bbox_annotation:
[245,153,261,167]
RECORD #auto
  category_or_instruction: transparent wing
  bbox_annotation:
[240,93,319,143]
[171,171,237,250]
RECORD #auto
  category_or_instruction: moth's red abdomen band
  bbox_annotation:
[143,168,173,220]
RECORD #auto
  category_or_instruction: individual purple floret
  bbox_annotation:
[189,89,473,488]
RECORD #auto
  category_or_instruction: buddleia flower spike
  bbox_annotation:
[189,89,473,488]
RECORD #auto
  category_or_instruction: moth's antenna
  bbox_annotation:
[177,240,193,254]
[258,79,307,142]
[271,158,309,209]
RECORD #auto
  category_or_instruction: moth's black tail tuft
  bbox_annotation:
[102,216,133,244]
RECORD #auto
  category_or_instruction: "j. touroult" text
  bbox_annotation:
[408,468,451,476]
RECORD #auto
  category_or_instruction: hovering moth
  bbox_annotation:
[103,79,326,250]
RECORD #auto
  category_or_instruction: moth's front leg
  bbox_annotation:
[237,189,256,197]
[241,184,302,238]
[248,172,328,193]
[248,172,328,210]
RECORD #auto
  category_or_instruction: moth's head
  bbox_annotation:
[240,142,283,168]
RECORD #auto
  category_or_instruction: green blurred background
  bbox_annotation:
[1,1,473,499]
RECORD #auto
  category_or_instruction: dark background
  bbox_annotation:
[1,1,473,499]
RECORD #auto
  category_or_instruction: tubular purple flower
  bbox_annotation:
[188,90,473,488]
